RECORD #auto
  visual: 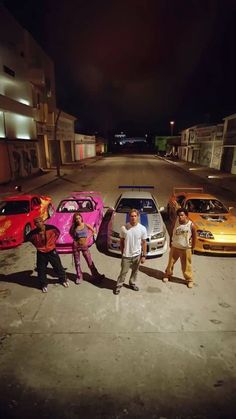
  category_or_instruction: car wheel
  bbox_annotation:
[47,204,53,218]
[24,223,31,240]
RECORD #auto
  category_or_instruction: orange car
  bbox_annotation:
[167,187,236,254]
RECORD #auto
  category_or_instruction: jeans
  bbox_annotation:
[73,244,99,283]
[116,255,141,289]
[37,249,66,288]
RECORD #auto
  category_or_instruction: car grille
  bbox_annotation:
[203,244,236,252]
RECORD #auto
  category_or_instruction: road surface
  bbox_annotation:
[0,155,235,419]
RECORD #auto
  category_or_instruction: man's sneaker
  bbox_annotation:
[162,277,169,283]
[42,287,48,293]
[130,284,139,291]
[113,287,121,295]
[187,281,194,288]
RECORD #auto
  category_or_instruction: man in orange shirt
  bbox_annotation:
[26,217,69,292]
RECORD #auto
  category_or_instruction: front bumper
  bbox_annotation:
[0,238,20,249]
[195,236,236,254]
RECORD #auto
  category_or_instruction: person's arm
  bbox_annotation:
[48,225,60,241]
[191,223,197,251]
[120,238,125,255]
[169,220,176,247]
[86,223,96,238]
[140,239,147,264]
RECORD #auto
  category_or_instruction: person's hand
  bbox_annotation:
[140,256,146,264]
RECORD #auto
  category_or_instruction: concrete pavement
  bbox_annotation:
[0,156,103,197]
[1,154,236,201]
[158,156,236,200]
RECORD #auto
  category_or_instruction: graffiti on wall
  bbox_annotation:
[199,144,212,167]
[11,143,39,179]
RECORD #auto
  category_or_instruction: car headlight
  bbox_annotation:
[151,231,165,239]
[111,230,120,238]
[197,230,214,239]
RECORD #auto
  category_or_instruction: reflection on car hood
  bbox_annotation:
[191,213,236,234]
[112,212,163,234]
[47,212,95,243]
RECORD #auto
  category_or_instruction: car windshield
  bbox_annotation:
[185,199,228,214]
[116,198,157,213]
[57,200,93,213]
[0,200,30,215]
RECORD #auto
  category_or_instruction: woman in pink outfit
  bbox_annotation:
[70,212,104,284]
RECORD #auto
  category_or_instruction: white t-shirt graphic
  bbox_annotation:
[120,222,147,257]
[172,219,193,249]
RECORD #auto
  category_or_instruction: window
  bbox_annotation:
[3,65,15,77]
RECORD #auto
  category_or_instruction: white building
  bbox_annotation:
[0,5,56,182]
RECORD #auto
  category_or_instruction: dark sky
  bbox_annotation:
[3,0,236,136]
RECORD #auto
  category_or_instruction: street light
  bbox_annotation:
[170,120,175,136]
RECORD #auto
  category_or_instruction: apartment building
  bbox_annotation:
[0,4,56,183]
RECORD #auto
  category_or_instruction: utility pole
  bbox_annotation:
[54,109,62,177]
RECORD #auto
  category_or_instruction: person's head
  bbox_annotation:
[34,216,44,230]
[72,212,83,225]
[176,207,189,224]
[129,208,139,226]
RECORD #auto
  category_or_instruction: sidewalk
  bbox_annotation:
[158,156,236,200]
[0,156,102,197]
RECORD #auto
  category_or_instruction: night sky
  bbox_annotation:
[2,0,236,136]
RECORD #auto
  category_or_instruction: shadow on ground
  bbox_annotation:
[139,265,186,286]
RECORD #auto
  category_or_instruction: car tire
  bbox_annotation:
[47,204,53,218]
[24,223,31,241]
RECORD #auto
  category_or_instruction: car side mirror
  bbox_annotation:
[229,206,234,212]
[159,206,164,212]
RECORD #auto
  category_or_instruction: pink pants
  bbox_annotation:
[73,244,99,283]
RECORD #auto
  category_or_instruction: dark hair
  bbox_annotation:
[177,207,188,216]
[69,212,83,238]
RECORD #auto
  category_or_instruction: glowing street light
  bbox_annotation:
[170,120,175,136]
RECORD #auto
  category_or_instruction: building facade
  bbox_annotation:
[0,5,56,183]
[179,124,223,170]
[74,134,96,161]
[221,114,236,174]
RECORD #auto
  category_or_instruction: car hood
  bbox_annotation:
[112,212,164,235]
[191,213,236,234]
[47,212,96,243]
[0,214,28,237]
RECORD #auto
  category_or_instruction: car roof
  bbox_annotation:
[1,194,37,201]
[61,195,93,201]
[182,193,218,200]
[119,191,154,199]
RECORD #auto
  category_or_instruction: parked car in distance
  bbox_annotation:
[0,194,53,249]
[47,191,104,253]
[167,187,236,253]
[107,187,167,256]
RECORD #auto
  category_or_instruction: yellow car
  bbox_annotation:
[167,187,236,254]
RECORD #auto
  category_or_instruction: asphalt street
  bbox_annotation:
[0,155,236,419]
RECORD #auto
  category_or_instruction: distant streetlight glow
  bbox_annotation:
[170,120,175,136]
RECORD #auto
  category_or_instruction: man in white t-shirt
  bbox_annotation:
[114,209,147,295]
[163,207,196,288]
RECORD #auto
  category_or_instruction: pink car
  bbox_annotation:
[47,192,104,253]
